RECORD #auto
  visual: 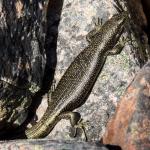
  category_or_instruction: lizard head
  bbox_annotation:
[103,11,128,37]
[110,11,128,27]
[92,11,129,53]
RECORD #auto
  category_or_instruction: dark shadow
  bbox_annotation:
[0,0,64,140]
[25,0,64,131]
[106,144,122,150]
[95,141,122,150]
[141,0,150,46]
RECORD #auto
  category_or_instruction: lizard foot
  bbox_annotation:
[59,111,88,141]
[72,118,88,142]
[86,18,103,43]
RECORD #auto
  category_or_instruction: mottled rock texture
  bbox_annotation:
[40,0,137,141]
[0,0,58,136]
[0,139,109,150]
[124,0,150,66]
[0,0,149,143]
[141,0,150,45]
[0,0,47,88]
[0,0,48,133]
[102,61,150,150]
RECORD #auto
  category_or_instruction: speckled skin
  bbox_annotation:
[26,12,128,138]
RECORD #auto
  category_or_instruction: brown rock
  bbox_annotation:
[127,0,147,28]
[102,61,150,150]
[124,0,150,65]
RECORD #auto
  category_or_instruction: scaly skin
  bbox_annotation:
[26,12,128,138]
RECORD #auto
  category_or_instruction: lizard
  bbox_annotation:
[25,11,128,139]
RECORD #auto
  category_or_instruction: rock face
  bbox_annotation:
[125,0,150,66]
[35,0,138,141]
[0,81,32,133]
[39,0,138,141]
[0,0,58,136]
[0,0,145,141]
[0,0,47,89]
[102,61,150,150]
[0,139,109,150]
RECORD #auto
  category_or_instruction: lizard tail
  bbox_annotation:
[25,109,59,139]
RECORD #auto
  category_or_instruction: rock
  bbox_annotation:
[0,0,47,89]
[0,80,32,132]
[141,0,150,46]
[102,61,150,150]
[125,0,150,66]
[0,139,109,150]
[0,0,57,137]
[0,0,141,141]
[39,0,137,141]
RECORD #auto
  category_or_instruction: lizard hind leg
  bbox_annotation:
[73,118,88,142]
[59,111,88,141]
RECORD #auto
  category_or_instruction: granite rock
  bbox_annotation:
[102,61,150,150]
[0,0,145,141]
[35,0,138,141]
[0,139,109,150]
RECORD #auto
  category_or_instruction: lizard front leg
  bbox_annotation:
[86,18,103,43]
